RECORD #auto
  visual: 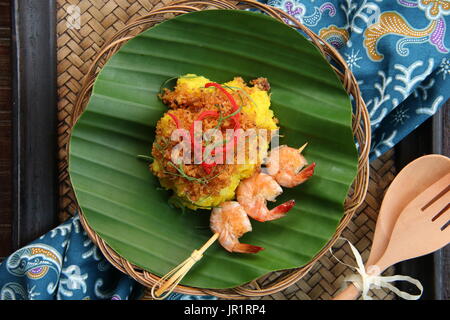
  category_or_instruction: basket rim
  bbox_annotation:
[67,0,371,298]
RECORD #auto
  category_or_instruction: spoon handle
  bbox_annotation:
[332,283,360,300]
[332,261,390,300]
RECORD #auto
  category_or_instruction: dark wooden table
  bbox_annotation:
[0,0,448,299]
[0,0,13,260]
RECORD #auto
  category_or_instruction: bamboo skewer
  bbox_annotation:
[151,232,219,299]
[298,142,308,153]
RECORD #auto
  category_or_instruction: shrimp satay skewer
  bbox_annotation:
[153,201,263,298]
[153,146,315,297]
[210,201,264,253]
[236,172,296,222]
[153,145,315,297]
[265,144,316,188]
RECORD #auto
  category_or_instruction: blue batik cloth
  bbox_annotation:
[0,214,214,300]
[1,0,449,300]
[260,0,449,160]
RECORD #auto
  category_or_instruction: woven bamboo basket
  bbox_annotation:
[68,0,371,299]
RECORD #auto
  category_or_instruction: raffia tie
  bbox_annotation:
[330,238,423,300]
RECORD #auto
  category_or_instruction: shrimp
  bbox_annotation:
[210,201,264,253]
[265,144,316,188]
[236,172,296,222]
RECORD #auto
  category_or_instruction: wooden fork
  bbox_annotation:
[334,172,450,299]
[373,172,450,272]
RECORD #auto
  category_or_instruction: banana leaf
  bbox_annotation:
[69,10,358,289]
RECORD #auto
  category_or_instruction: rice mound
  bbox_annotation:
[150,74,278,210]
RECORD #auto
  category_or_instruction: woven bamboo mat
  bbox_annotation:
[56,0,396,300]
[56,0,171,222]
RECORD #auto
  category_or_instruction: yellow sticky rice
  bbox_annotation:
[152,74,278,210]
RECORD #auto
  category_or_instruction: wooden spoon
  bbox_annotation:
[334,154,450,299]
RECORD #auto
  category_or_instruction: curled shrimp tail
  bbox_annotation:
[270,199,295,215]
[281,162,316,188]
[218,230,264,254]
[300,162,315,180]
[211,201,264,254]
[232,243,264,254]
[264,199,296,221]
[247,199,296,222]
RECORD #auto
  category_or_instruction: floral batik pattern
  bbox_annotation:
[265,0,450,160]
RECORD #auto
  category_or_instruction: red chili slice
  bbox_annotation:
[205,83,243,157]
[167,112,180,129]
[205,82,240,124]
[197,110,220,120]
[201,162,216,175]
[189,83,244,173]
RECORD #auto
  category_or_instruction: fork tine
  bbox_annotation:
[431,203,450,222]
[441,221,450,242]
[422,184,450,211]
[423,194,450,219]
[441,219,450,231]
[408,173,450,211]
[438,212,450,232]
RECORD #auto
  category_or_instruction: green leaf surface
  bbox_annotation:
[69,10,358,289]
